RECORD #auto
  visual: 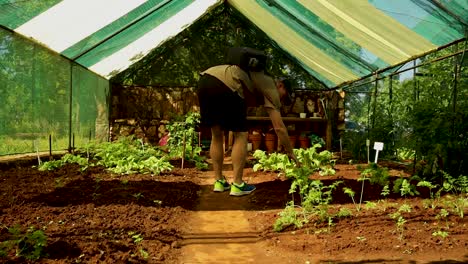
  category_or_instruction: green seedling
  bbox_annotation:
[343,187,360,211]
[432,230,449,239]
[365,201,377,210]
[336,207,353,218]
[132,193,144,200]
[389,212,407,240]
[356,236,366,242]
[398,204,412,213]
[435,208,450,229]
[381,185,390,197]
[128,232,144,244]
[0,225,47,260]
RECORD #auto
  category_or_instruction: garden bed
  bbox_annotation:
[0,159,467,263]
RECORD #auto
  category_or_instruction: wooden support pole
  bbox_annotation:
[181,131,186,169]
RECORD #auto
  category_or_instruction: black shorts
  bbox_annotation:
[197,74,247,132]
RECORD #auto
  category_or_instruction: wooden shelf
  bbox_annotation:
[246,116,331,149]
[246,116,327,122]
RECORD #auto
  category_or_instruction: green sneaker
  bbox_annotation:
[230,182,256,196]
[213,179,230,192]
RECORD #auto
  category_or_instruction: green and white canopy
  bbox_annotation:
[1,0,466,87]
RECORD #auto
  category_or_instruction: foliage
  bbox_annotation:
[343,187,359,211]
[357,163,390,187]
[252,150,292,173]
[254,145,340,232]
[392,176,421,197]
[38,153,89,171]
[37,136,173,175]
[273,202,306,232]
[432,230,449,239]
[343,44,467,177]
[389,212,407,241]
[0,225,47,260]
[166,112,207,170]
[396,147,416,161]
[111,5,325,89]
[308,134,325,147]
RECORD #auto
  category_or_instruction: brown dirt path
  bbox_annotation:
[177,170,284,264]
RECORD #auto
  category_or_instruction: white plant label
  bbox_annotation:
[374,142,384,151]
[373,142,384,163]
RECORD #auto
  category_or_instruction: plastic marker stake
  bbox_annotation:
[366,139,370,164]
[373,142,384,163]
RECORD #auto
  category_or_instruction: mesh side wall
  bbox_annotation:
[0,28,109,156]
[71,66,110,149]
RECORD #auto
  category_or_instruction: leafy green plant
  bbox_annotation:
[294,146,336,176]
[308,134,325,147]
[343,187,359,211]
[253,144,339,232]
[336,207,353,218]
[166,112,207,169]
[417,180,439,208]
[38,153,89,171]
[432,230,449,239]
[364,201,377,210]
[36,136,175,175]
[389,212,406,241]
[358,163,389,187]
[398,203,412,213]
[443,196,467,219]
[273,201,306,232]
[381,185,390,197]
[393,177,420,197]
[92,137,173,175]
[0,225,47,260]
[396,147,415,161]
[128,232,144,244]
[388,204,412,241]
[435,208,450,229]
[439,172,467,196]
[252,150,292,173]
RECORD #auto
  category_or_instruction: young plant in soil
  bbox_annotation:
[389,204,412,241]
[431,208,451,240]
[0,225,47,261]
[350,163,390,212]
[343,187,359,211]
[253,146,340,232]
[166,112,208,170]
[37,136,174,175]
[417,180,439,209]
[128,232,148,260]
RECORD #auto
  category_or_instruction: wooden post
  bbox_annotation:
[181,131,186,169]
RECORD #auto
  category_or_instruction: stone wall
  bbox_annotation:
[110,85,199,144]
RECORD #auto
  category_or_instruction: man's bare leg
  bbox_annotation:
[231,131,248,184]
[210,125,224,181]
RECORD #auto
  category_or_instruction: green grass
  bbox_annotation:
[0,136,69,156]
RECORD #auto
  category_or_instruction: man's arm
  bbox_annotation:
[266,108,299,164]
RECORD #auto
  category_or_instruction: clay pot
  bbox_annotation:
[248,133,262,151]
[264,133,277,153]
[289,135,297,149]
[299,136,310,149]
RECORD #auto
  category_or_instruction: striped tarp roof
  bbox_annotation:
[1,0,466,87]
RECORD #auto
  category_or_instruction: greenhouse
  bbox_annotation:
[0,0,467,262]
